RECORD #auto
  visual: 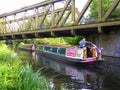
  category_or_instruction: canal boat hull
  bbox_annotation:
[36,50,97,64]
[36,44,103,64]
[18,43,36,52]
[18,42,103,64]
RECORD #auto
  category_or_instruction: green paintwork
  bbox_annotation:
[37,45,66,56]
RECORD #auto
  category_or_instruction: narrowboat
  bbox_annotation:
[36,43,103,64]
[18,43,36,52]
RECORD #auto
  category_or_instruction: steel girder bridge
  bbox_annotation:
[0,0,120,40]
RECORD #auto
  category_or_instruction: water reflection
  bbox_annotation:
[32,52,103,90]
[17,50,120,90]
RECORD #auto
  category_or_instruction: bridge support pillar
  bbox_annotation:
[51,31,55,37]
[71,29,76,35]
[98,26,102,33]
[22,34,27,39]
[86,29,120,57]
[35,33,39,37]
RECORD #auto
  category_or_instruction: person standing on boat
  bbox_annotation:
[78,38,87,58]
[79,38,92,58]
[32,42,36,51]
[79,38,90,48]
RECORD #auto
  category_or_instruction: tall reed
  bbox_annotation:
[18,64,51,90]
[0,44,52,90]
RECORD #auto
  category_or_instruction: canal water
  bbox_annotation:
[17,50,120,90]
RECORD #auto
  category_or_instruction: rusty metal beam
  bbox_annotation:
[102,0,120,21]
[75,0,92,25]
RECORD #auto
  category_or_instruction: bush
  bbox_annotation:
[19,64,51,90]
[0,44,15,62]
[0,44,51,90]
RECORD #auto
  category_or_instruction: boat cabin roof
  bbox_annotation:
[42,44,73,48]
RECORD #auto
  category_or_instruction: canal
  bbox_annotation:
[17,50,120,90]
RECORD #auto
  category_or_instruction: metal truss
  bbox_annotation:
[0,0,119,39]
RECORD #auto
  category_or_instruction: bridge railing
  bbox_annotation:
[0,0,120,35]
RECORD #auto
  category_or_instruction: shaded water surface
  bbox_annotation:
[17,50,120,90]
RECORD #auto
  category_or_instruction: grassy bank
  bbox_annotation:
[0,44,52,90]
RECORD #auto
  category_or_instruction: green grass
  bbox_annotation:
[0,44,52,90]
[20,64,51,90]
[0,44,15,62]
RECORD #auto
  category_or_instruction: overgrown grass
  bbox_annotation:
[0,44,15,62]
[19,64,51,90]
[0,44,52,90]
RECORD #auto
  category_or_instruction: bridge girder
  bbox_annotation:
[0,0,119,40]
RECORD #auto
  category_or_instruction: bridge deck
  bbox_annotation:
[0,20,119,40]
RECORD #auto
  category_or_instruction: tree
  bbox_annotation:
[89,0,120,20]
[62,36,82,45]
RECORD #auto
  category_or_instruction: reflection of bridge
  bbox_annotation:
[0,0,119,40]
[0,0,120,57]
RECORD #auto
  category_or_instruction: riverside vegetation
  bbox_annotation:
[0,43,52,90]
